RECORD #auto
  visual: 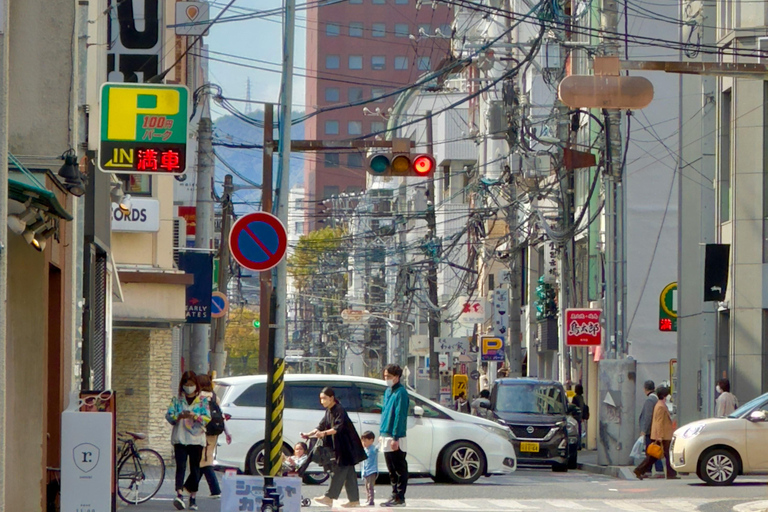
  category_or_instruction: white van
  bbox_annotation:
[213,374,517,484]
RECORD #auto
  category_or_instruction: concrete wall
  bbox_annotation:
[113,329,175,462]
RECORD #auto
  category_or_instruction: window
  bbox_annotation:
[348,87,363,102]
[394,23,409,37]
[349,0,362,3]
[348,121,362,135]
[409,395,449,418]
[349,22,364,37]
[349,55,363,70]
[417,56,431,70]
[323,185,340,198]
[348,153,363,168]
[233,383,266,407]
[324,154,340,167]
[371,121,385,133]
[325,88,340,102]
[372,0,385,4]
[720,89,731,223]
[326,55,340,69]
[439,24,452,37]
[371,88,386,103]
[295,221,304,233]
[286,383,359,410]
[325,120,339,135]
[395,0,408,4]
[120,174,152,196]
[371,56,386,70]
[394,56,408,70]
[372,23,386,37]
[357,383,385,413]
[326,23,340,36]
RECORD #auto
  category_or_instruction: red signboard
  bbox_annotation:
[565,308,603,346]
[178,206,196,236]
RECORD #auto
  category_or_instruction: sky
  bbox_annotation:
[206,1,307,119]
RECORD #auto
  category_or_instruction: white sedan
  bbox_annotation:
[213,374,517,484]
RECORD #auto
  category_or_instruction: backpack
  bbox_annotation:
[206,392,226,436]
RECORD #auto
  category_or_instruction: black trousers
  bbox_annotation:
[384,450,408,500]
[644,434,664,472]
[324,464,359,502]
[635,439,676,478]
[174,444,204,493]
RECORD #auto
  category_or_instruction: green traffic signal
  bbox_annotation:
[253,320,260,328]
[369,154,390,174]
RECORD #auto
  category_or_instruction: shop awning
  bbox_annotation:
[7,153,72,221]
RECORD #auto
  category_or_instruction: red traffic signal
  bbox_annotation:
[366,152,435,177]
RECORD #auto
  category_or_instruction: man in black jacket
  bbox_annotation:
[638,380,663,477]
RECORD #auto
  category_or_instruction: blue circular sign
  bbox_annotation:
[229,212,288,271]
[211,291,228,318]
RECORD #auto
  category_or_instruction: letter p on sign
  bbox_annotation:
[107,87,180,140]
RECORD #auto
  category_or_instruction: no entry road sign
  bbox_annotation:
[211,291,229,319]
[229,212,288,272]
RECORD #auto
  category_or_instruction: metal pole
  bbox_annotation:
[0,0,8,504]
[558,101,573,381]
[211,174,233,377]
[190,103,214,375]
[259,104,274,374]
[426,111,441,399]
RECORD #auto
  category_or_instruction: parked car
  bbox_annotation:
[489,378,579,471]
[671,392,768,485]
[213,374,517,484]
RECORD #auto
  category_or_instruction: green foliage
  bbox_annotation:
[287,226,346,290]
[225,307,260,376]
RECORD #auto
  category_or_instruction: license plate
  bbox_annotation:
[520,442,540,453]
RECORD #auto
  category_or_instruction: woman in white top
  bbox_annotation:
[715,378,738,418]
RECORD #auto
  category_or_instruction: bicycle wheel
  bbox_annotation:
[117,448,166,504]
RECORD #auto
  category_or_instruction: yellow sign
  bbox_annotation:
[480,335,505,362]
[452,374,468,398]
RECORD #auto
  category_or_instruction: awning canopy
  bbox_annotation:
[7,153,72,221]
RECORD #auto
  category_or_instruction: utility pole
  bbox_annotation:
[0,0,8,506]
[425,111,440,399]
[190,102,214,375]
[211,174,233,377]
[557,99,572,383]
[259,104,274,374]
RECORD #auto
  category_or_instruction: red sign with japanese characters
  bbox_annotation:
[565,308,603,346]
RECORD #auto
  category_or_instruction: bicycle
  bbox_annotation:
[116,431,166,505]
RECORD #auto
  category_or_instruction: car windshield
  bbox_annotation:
[495,383,566,414]
[728,393,768,419]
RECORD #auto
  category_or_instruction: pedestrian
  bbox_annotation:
[166,371,211,510]
[570,384,587,450]
[379,364,410,507]
[471,389,492,419]
[454,392,470,414]
[715,379,738,417]
[634,386,678,480]
[361,431,379,507]
[196,373,231,499]
[638,380,664,477]
[302,387,366,508]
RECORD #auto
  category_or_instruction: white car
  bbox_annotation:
[213,374,517,484]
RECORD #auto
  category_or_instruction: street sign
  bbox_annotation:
[470,369,481,380]
[492,288,509,337]
[452,374,468,398]
[670,359,678,395]
[98,83,189,174]
[436,337,469,353]
[211,291,229,319]
[565,308,603,346]
[659,282,678,332]
[229,212,288,272]
[558,75,654,109]
[458,297,485,323]
[174,2,210,36]
[480,336,505,362]
[341,309,371,325]
[438,353,450,374]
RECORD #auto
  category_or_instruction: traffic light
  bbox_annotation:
[253,320,260,329]
[366,138,435,177]
[534,276,557,322]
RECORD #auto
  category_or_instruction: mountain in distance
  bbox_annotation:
[213,110,305,213]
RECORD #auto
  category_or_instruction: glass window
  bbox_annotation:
[395,0,408,3]
[325,120,339,135]
[394,56,408,70]
[349,22,364,37]
[323,185,340,199]
[349,0,362,3]
[325,88,340,102]
[348,121,362,135]
[349,55,363,70]
[417,56,431,70]
[348,153,363,168]
[494,383,567,414]
[371,121,385,133]
[348,87,364,102]
[394,23,409,38]
[233,383,266,407]
[326,55,340,69]
[295,222,303,233]
[371,88,386,103]
[326,23,340,36]
[286,383,360,410]
[371,56,386,70]
[120,174,152,196]
[409,395,450,419]
[324,154,340,167]
[372,0,385,4]
[439,24,452,37]
[357,383,385,413]
[372,23,386,37]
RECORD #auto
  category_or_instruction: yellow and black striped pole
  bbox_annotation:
[263,288,284,476]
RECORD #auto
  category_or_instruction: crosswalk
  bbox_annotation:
[311,498,712,511]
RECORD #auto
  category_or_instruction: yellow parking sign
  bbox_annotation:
[452,374,468,398]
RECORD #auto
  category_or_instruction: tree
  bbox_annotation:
[288,226,346,290]
[224,306,260,376]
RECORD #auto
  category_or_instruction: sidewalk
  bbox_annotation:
[733,502,768,512]
[576,449,636,480]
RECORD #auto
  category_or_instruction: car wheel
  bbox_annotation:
[247,442,292,476]
[440,442,486,484]
[567,451,578,470]
[302,471,330,485]
[698,448,739,486]
[552,462,568,472]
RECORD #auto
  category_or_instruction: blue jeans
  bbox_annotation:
[644,434,664,472]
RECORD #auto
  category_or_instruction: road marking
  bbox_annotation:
[544,500,597,510]
[486,499,538,509]
[607,501,656,511]
[428,500,476,509]
[659,500,699,511]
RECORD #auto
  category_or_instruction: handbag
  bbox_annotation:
[646,440,663,459]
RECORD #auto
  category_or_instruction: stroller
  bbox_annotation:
[283,437,333,507]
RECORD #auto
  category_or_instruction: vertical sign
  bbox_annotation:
[178,251,213,324]
[659,282,677,332]
[492,288,509,337]
[565,309,603,346]
[107,0,162,83]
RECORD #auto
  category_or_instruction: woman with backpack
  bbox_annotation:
[197,373,231,499]
[166,371,211,510]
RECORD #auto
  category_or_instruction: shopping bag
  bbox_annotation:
[630,436,645,460]
[646,441,663,459]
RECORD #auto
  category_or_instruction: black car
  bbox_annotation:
[488,378,579,471]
